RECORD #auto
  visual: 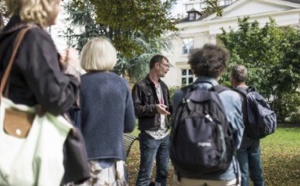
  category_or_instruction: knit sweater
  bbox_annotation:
[80,72,135,160]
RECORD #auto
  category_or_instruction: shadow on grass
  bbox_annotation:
[127,141,175,185]
[128,147,300,186]
[263,154,300,186]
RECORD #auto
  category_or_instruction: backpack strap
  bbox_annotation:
[233,87,247,97]
[246,86,256,93]
[181,83,197,91]
[185,80,230,94]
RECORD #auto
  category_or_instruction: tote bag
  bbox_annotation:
[0,97,72,186]
[0,26,73,185]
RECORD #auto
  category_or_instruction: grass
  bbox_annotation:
[127,127,300,185]
[260,127,300,186]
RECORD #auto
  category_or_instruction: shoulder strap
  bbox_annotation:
[182,82,230,94]
[233,87,248,97]
[0,26,34,100]
[246,86,256,93]
[185,80,229,92]
[180,84,195,92]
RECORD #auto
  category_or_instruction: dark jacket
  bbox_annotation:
[0,16,79,115]
[132,75,172,131]
[80,72,135,160]
[0,16,84,184]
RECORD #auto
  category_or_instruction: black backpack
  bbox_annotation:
[234,87,277,139]
[170,83,235,177]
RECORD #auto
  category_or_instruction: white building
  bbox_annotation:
[163,0,300,87]
[182,0,236,14]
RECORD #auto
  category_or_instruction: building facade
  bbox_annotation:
[182,0,236,13]
[163,0,300,87]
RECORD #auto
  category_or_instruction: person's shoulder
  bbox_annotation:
[133,77,147,87]
[110,73,129,86]
[222,88,240,97]
[80,73,89,79]
[174,89,184,97]
[26,26,52,42]
[109,72,124,80]
[22,26,56,51]
[80,72,101,84]
[159,79,168,87]
[219,88,241,102]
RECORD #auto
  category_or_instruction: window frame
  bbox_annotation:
[181,69,195,86]
[182,38,194,55]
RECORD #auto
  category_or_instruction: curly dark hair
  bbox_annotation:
[188,44,230,78]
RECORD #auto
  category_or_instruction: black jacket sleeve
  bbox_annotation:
[132,83,158,118]
[18,28,79,115]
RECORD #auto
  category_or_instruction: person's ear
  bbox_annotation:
[155,62,160,69]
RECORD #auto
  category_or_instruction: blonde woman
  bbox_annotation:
[0,0,83,184]
[78,37,135,185]
[0,0,79,114]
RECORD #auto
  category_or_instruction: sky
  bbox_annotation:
[171,0,184,18]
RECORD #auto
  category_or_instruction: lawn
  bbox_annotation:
[261,127,300,186]
[126,127,300,185]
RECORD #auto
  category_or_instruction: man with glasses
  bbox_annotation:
[132,55,172,186]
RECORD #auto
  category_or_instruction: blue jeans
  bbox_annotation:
[136,131,170,186]
[237,137,264,186]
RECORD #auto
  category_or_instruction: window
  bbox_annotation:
[182,38,194,54]
[223,0,233,5]
[181,69,195,86]
[188,13,196,21]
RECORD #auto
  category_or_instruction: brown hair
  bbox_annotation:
[188,44,230,78]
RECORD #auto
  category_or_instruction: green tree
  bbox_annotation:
[219,17,283,97]
[115,33,175,84]
[64,0,177,81]
[203,0,223,16]
[64,0,100,50]
[270,27,300,122]
[219,17,300,122]
[67,0,177,58]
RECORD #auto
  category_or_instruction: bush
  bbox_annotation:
[169,86,181,101]
[273,93,300,122]
[287,108,300,124]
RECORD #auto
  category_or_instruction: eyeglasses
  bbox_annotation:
[160,63,170,68]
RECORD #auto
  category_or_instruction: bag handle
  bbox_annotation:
[0,26,33,99]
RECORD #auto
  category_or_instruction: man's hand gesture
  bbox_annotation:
[156,104,170,115]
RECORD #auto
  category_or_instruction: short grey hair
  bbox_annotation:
[231,65,248,83]
[80,37,117,71]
